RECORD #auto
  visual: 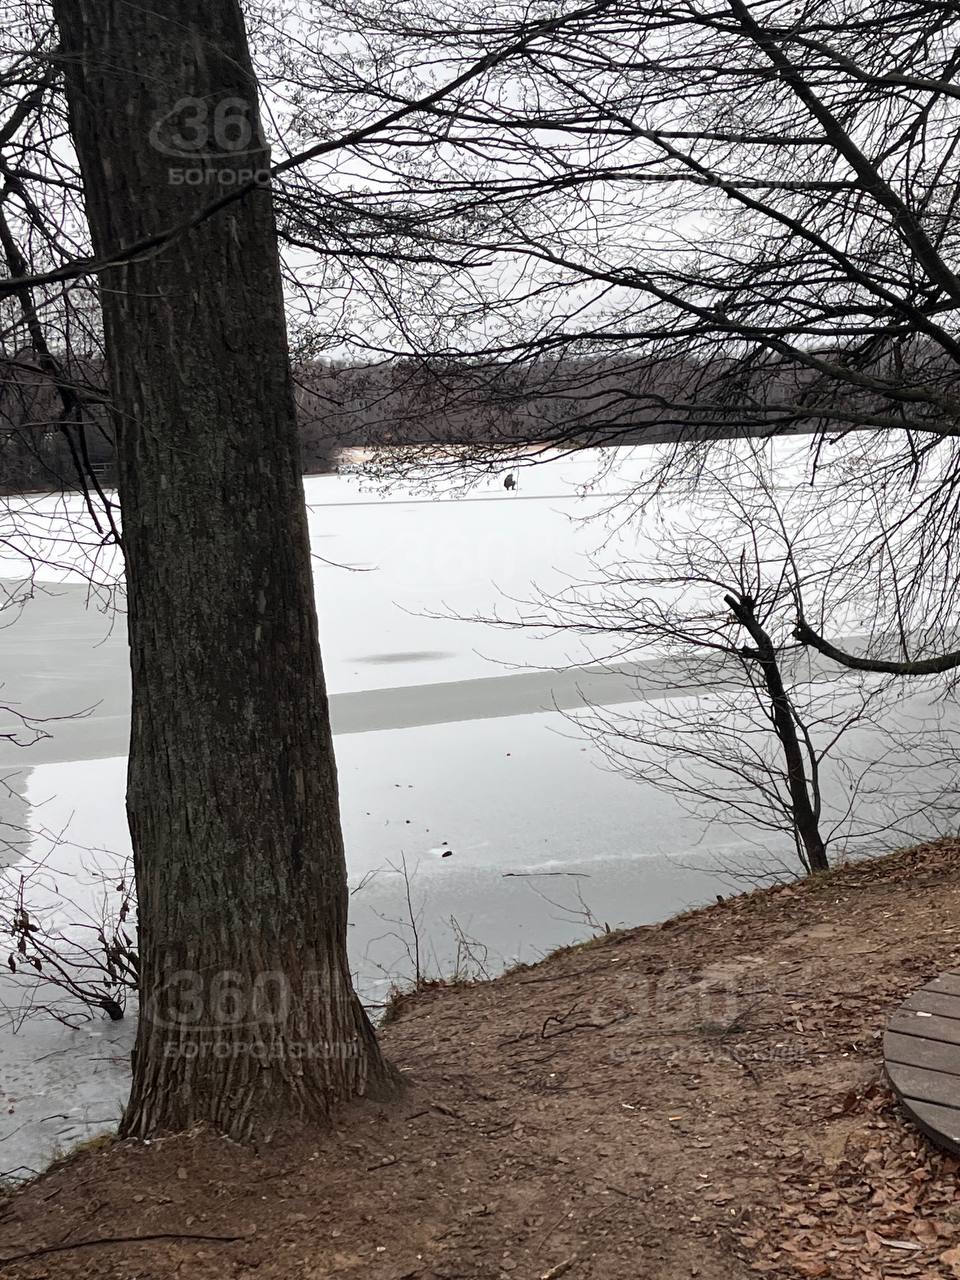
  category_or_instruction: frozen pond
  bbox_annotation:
[0,446,955,1175]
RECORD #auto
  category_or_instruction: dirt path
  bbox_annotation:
[4,838,960,1280]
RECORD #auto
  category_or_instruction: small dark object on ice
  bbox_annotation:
[503,473,516,491]
[442,850,453,858]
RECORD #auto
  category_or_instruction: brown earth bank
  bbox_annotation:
[3,838,960,1280]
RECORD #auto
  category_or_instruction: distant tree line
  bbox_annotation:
[314,338,960,472]
[6,343,911,498]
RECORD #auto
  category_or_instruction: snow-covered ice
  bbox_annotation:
[1,444,955,1175]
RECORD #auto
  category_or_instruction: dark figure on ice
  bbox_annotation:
[504,473,516,491]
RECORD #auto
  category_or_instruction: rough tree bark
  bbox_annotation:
[51,0,399,1138]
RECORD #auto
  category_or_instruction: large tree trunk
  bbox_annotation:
[51,0,398,1138]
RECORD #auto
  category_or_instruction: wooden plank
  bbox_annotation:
[921,974,960,998]
[884,1031,960,1077]
[894,1097,960,1159]
[885,973,960,1156]
[902,990,960,1021]
[885,1061,960,1110]
[887,1009,960,1047]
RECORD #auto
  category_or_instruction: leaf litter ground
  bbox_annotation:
[4,838,960,1279]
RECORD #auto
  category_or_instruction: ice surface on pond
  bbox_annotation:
[0,441,955,1175]
[0,713,786,1178]
[0,1009,133,1182]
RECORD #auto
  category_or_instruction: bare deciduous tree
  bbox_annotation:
[509,448,957,876]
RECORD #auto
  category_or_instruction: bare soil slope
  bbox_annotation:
[4,839,960,1280]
